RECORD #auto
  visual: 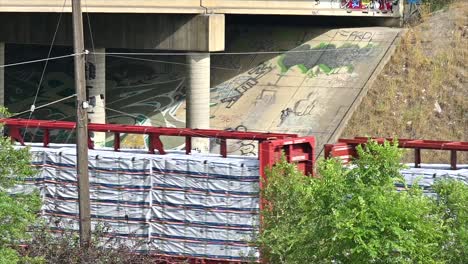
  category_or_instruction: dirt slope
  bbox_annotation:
[342,1,468,163]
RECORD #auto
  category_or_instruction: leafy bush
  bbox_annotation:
[259,140,467,263]
[0,107,41,264]
[433,180,468,263]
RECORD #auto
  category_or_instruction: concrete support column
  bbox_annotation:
[86,48,106,147]
[186,53,210,153]
[399,0,405,27]
[0,43,4,107]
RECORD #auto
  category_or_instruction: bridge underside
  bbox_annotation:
[0,0,403,18]
[0,13,224,51]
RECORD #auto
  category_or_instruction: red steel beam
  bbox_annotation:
[0,118,298,157]
[329,137,468,170]
[0,118,296,141]
[338,138,468,151]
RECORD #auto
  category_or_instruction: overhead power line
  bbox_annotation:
[94,46,386,57]
[22,0,69,141]
[11,94,77,117]
[0,35,458,69]
[0,53,85,68]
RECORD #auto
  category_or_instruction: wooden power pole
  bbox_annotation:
[72,0,91,247]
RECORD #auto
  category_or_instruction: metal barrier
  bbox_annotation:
[0,118,293,154]
[324,137,468,170]
[0,118,316,176]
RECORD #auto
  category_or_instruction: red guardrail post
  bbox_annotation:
[88,136,94,150]
[148,133,165,155]
[43,129,50,147]
[114,132,120,151]
[185,136,192,155]
[414,148,421,168]
[9,125,24,145]
[220,138,227,158]
[450,150,457,170]
[324,144,333,159]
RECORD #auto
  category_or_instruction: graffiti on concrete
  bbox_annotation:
[221,125,257,156]
[213,62,273,108]
[5,45,186,148]
[279,91,318,126]
[339,30,374,41]
[277,43,375,77]
[256,89,277,106]
[340,0,395,12]
[106,59,186,127]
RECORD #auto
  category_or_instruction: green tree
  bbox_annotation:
[433,180,468,263]
[259,140,466,263]
[0,107,41,264]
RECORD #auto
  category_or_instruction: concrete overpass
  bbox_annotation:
[0,0,403,17]
[0,0,403,152]
[0,1,403,51]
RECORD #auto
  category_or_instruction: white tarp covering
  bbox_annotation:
[399,164,468,196]
[15,145,468,262]
[21,145,261,262]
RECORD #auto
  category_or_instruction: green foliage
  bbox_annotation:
[0,247,20,264]
[259,140,467,263]
[0,106,41,264]
[433,180,468,263]
[0,136,36,189]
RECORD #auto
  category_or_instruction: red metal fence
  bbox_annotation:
[324,137,468,170]
[0,118,316,177]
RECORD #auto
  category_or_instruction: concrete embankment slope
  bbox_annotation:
[4,25,400,156]
[206,26,401,155]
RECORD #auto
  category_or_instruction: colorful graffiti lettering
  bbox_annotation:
[277,43,375,76]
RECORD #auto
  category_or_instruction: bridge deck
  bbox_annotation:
[0,0,401,17]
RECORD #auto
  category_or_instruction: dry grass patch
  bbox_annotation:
[343,1,468,163]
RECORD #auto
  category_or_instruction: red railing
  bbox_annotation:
[324,137,468,170]
[1,118,316,176]
[0,118,296,157]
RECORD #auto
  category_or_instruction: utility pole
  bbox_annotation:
[72,0,91,247]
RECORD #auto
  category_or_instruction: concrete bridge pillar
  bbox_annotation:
[186,53,210,153]
[0,43,4,108]
[86,48,106,147]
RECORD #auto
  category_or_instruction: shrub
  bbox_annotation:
[259,140,466,263]
[434,180,468,263]
[0,107,41,264]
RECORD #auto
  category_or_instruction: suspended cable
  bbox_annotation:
[105,54,239,71]
[22,0,69,140]
[11,94,77,117]
[93,46,386,57]
[0,35,447,69]
[0,53,85,68]
[83,0,98,65]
